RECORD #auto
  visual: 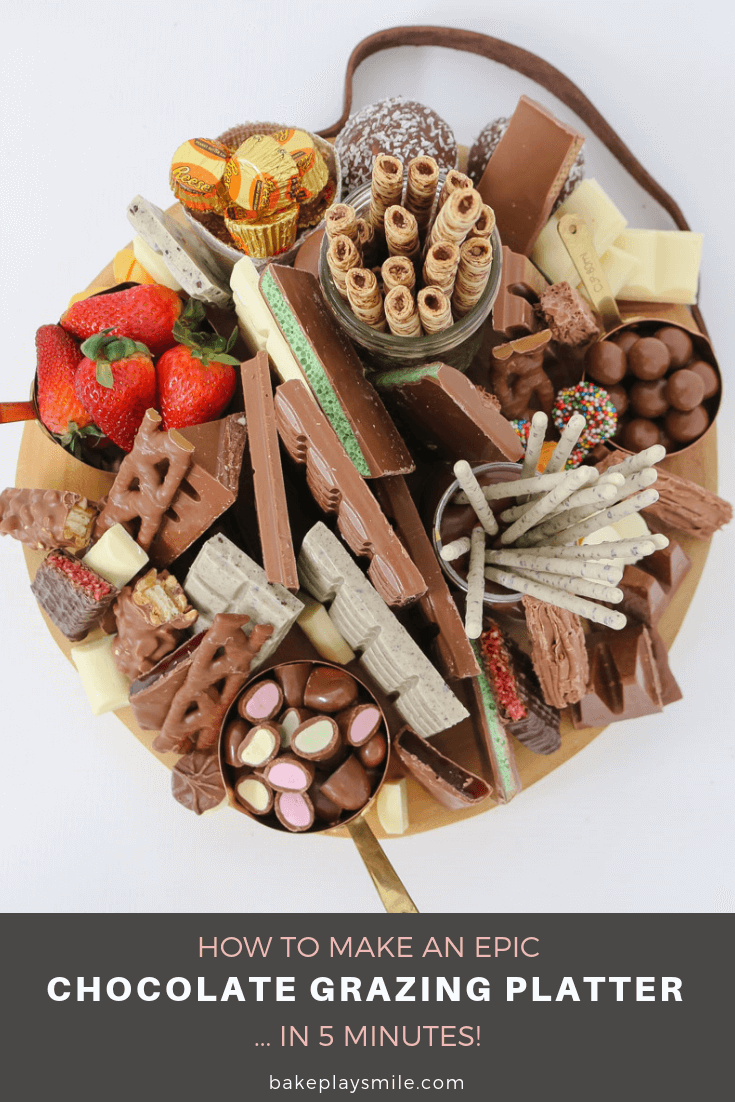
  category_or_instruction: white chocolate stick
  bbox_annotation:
[501,477,615,524]
[483,566,627,629]
[597,471,627,488]
[602,467,658,507]
[517,487,624,543]
[440,536,471,561]
[485,549,623,585]
[507,566,624,604]
[453,469,569,505]
[520,411,548,481]
[543,413,586,475]
[601,444,666,480]
[465,526,486,639]
[542,488,660,547]
[503,538,657,561]
[650,534,670,550]
[500,469,588,545]
[453,460,498,536]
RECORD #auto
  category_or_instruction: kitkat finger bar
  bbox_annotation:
[394,727,492,811]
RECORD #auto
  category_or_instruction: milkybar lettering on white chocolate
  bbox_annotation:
[71,634,131,715]
[531,180,627,286]
[82,523,149,589]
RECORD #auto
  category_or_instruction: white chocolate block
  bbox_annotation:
[377,779,410,835]
[231,258,305,383]
[531,179,628,285]
[184,533,303,669]
[613,229,703,304]
[83,523,149,588]
[132,235,183,291]
[127,195,231,307]
[297,594,355,664]
[597,244,642,298]
[297,523,468,738]
[71,634,131,715]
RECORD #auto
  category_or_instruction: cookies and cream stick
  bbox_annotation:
[501,537,659,561]
[499,469,602,521]
[600,444,666,480]
[601,467,658,507]
[440,536,472,561]
[500,468,589,545]
[483,566,627,629]
[453,460,498,537]
[506,566,624,604]
[465,525,486,639]
[520,411,548,481]
[543,412,586,474]
[540,488,660,547]
[505,480,619,533]
[485,549,623,585]
[453,469,569,504]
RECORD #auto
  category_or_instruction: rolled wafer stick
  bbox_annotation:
[468,204,496,239]
[345,268,387,331]
[437,169,472,209]
[384,285,422,338]
[483,566,627,629]
[506,538,658,561]
[423,242,460,295]
[327,234,361,299]
[453,469,569,505]
[465,526,486,639]
[440,536,471,561]
[453,460,498,537]
[356,218,377,266]
[506,566,624,604]
[541,488,661,547]
[485,549,624,585]
[452,238,494,318]
[417,287,453,334]
[369,153,404,232]
[520,411,548,481]
[500,469,589,545]
[543,412,586,474]
[405,156,440,237]
[385,205,420,260]
[429,188,483,249]
[325,203,359,242]
[381,256,416,293]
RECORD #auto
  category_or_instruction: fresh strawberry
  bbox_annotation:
[156,299,238,430]
[74,331,157,451]
[35,324,92,435]
[60,284,182,358]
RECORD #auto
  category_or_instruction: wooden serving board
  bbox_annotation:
[16,244,716,841]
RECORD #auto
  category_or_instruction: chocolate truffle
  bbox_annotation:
[586,341,627,385]
[665,405,709,443]
[622,418,662,451]
[666,369,705,412]
[303,666,359,712]
[687,360,720,400]
[629,378,670,419]
[627,337,671,380]
[467,116,585,207]
[611,330,640,354]
[606,384,629,415]
[654,326,694,368]
[356,731,387,768]
[334,97,458,193]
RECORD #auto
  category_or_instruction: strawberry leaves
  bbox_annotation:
[170,299,240,367]
[80,329,152,387]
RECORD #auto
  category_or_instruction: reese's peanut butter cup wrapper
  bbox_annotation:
[225,204,299,258]
[224,134,300,215]
[169,138,231,214]
[271,128,316,178]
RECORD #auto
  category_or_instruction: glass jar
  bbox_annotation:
[318,179,503,372]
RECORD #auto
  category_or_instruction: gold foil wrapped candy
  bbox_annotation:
[169,138,231,213]
[224,134,300,215]
[225,204,299,258]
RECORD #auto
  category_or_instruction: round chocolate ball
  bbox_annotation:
[666,369,705,412]
[622,418,662,451]
[658,426,675,454]
[629,378,670,419]
[654,326,694,368]
[334,97,458,193]
[628,337,671,380]
[611,330,640,354]
[665,405,710,444]
[687,359,720,400]
[606,384,629,415]
[586,341,627,385]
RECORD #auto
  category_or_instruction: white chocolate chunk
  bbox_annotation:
[377,779,410,835]
[83,523,148,588]
[613,229,703,305]
[132,235,183,291]
[596,244,642,298]
[231,258,305,383]
[298,594,355,664]
[71,634,131,715]
[531,180,628,285]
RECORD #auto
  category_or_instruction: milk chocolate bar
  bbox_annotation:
[240,350,298,591]
[171,750,226,814]
[478,623,561,755]
[31,549,117,641]
[614,541,691,626]
[394,727,492,811]
[261,264,414,478]
[112,568,198,681]
[0,488,97,553]
[372,363,524,466]
[275,379,426,608]
[522,596,589,709]
[492,246,549,338]
[129,633,205,731]
[477,96,584,255]
[297,522,467,738]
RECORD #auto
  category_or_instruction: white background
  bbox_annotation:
[0,0,733,914]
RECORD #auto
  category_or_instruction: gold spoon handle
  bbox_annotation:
[557,213,622,333]
[347,816,419,913]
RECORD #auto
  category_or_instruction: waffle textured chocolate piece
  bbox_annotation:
[112,569,198,681]
[394,727,492,811]
[297,523,468,739]
[171,750,226,814]
[490,330,554,419]
[31,549,117,642]
[153,613,274,754]
[479,622,561,755]
[492,246,549,338]
[275,380,426,608]
[614,541,691,626]
[0,488,98,553]
[522,596,589,709]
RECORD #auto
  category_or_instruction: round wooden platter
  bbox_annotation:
[16,240,718,841]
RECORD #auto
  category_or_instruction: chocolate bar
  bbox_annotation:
[478,623,561,755]
[297,522,468,738]
[112,569,198,681]
[492,246,549,338]
[260,264,414,478]
[522,596,589,709]
[372,363,524,466]
[394,727,492,811]
[83,523,149,589]
[31,549,117,641]
[275,379,427,608]
[171,750,226,814]
[0,488,97,553]
[531,179,628,288]
[128,633,203,731]
[477,96,584,255]
[614,541,691,626]
[153,613,274,754]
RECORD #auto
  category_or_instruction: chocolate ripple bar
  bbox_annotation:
[297,522,467,739]
[0,488,98,553]
[275,379,426,608]
[31,549,117,641]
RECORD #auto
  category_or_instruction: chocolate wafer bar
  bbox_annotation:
[467,641,522,803]
[112,568,198,681]
[0,488,98,553]
[31,549,117,641]
[614,540,691,626]
[394,727,492,811]
[492,246,549,338]
[275,380,426,608]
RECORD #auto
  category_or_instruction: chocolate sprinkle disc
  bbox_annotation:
[171,751,225,815]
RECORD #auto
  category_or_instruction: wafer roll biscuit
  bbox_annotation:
[384,205,420,260]
[345,268,387,331]
[423,242,460,296]
[405,156,439,237]
[382,256,416,294]
[356,218,377,266]
[429,187,483,249]
[384,286,422,338]
[417,287,453,334]
[468,205,496,239]
[326,233,361,299]
[368,153,404,232]
[452,238,493,317]
[325,203,359,242]
[438,169,472,209]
